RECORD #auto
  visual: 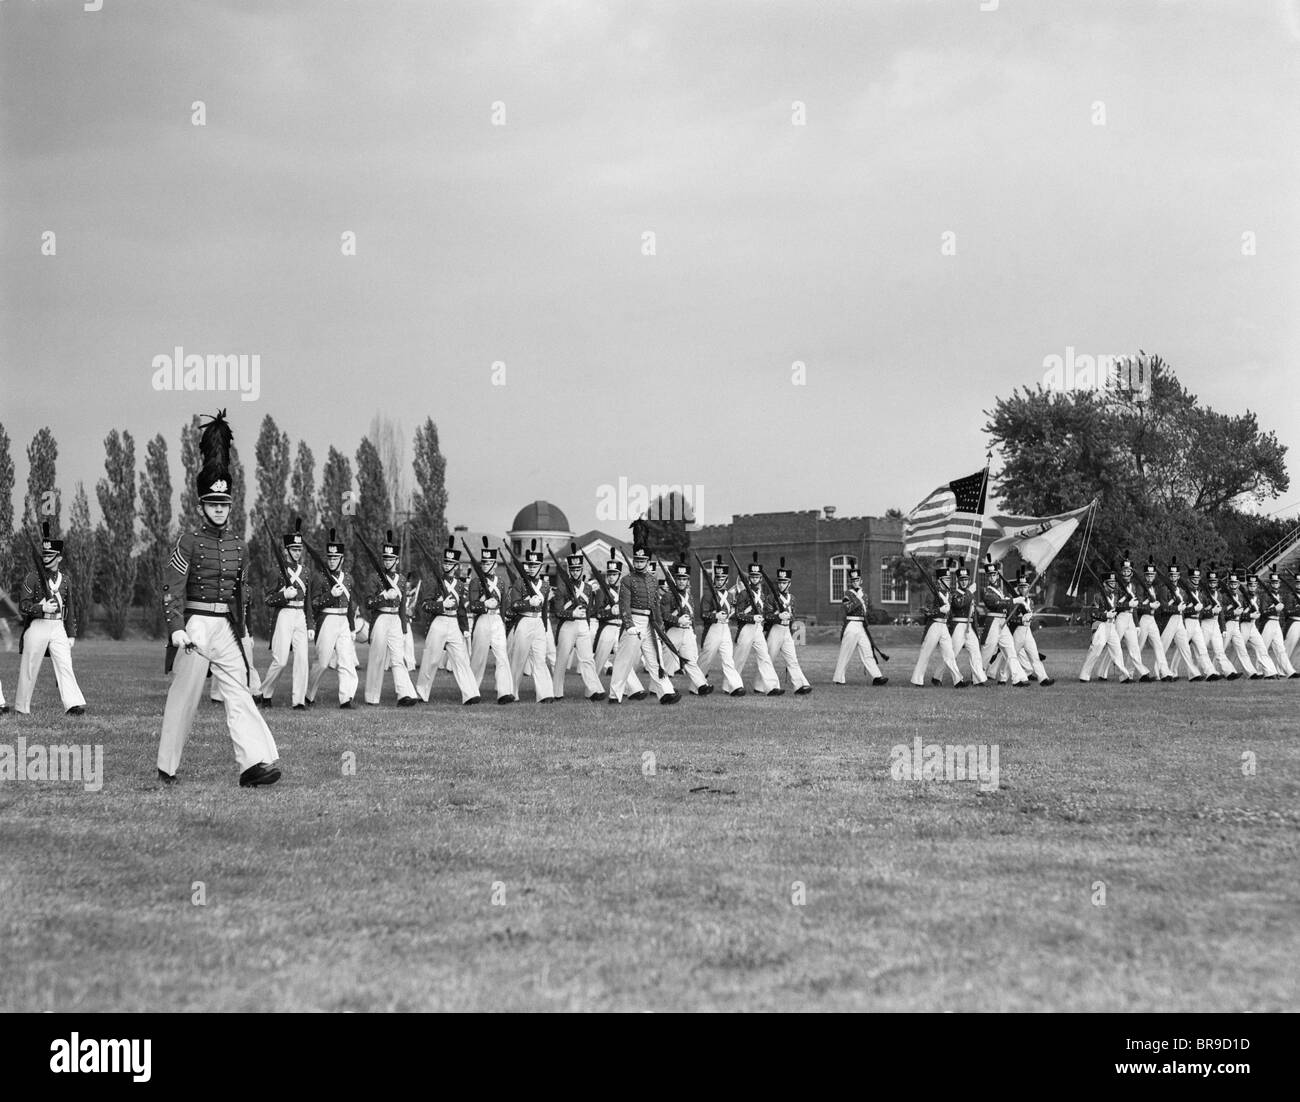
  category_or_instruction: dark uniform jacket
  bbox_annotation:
[163,521,246,636]
[733,581,770,628]
[310,568,357,632]
[701,581,737,628]
[661,581,697,630]
[469,571,507,616]
[366,571,410,632]
[19,567,82,655]
[422,574,470,634]
[550,574,595,623]
[507,573,551,630]
[618,570,665,632]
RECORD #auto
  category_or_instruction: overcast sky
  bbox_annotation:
[3,0,1298,536]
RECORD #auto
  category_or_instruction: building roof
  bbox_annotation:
[510,500,571,534]
[573,529,631,556]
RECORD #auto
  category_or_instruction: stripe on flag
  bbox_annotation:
[903,469,988,559]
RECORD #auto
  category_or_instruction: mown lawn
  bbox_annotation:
[1,630,1296,1011]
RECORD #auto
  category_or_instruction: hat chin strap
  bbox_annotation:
[201,503,229,528]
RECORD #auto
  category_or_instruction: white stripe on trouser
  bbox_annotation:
[1221,621,1256,676]
[1098,612,1149,678]
[261,608,308,704]
[159,615,278,775]
[1133,616,1171,678]
[1159,615,1197,680]
[593,622,644,694]
[664,625,708,691]
[764,624,809,690]
[307,616,358,703]
[1199,619,1236,676]
[1258,621,1295,676]
[417,618,479,701]
[610,614,673,700]
[212,634,262,700]
[471,614,514,698]
[1080,621,1128,679]
[406,628,418,671]
[912,622,961,685]
[1172,618,1216,678]
[732,622,780,693]
[16,620,86,713]
[553,619,604,697]
[1011,625,1047,682]
[0,678,5,707]
[508,618,555,701]
[949,622,987,683]
[833,622,882,682]
[1245,623,1279,676]
[365,614,416,703]
[979,619,1027,684]
[698,622,743,692]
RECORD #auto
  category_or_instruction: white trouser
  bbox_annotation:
[417,617,479,701]
[1284,621,1300,666]
[1134,615,1171,678]
[261,608,308,704]
[1222,621,1256,676]
[406,627,418,671]
[16,619,86,713]
[1011,625,1047,682]
[1170,618,1212,678]
[698,621,744,692]
[1080,620,1127,680]
[365,613,416,703]
[471,613,514,698]
[553,618,604,697]
[1099,611,1149,678]
[508,617,555,701]
[763,623,808,690]
[833,621,882,682]
[664,624,708,691]
[912,622,961,685]
[212,634,262,700]
[1159,615,1197,681]
[610,614,673,700]
[1259,620,1295,676]
[159,614,278,775]
[949,621,987,683]
[1199,618,1236,677]
[1245,622,1278,676]
[592,620,643,693]
[733,621,780,693]
[979,618,1028,684]
[307,614,358,704]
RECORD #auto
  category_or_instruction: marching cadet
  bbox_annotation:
[211,591,261,703]
[609,546,680,704]
[765,558,812,694]
[660,555,712,696]
[507,540,557,703]
[911,568,965,688]
[402,570,421,673]
[832,558,887,685]
[1158,558,1200,682]
[731,555,783,695]
[1197,563,1237,680]
[978,556,1029,686]
[1098,551,1151,682]
[543,565,559,675]
[1243,574,1280,679]
[1259,567,1298,678]
[363,531,419,706]
[306,529,359,708]
[698,556,745,695]
[258,519,311,709]
[1079,568,1132,683]
[1134,557,1174,681]
[1007,567,1052,685]
[592,554,647,697]
[467,539,515,704]
[158,411,280,786]
[15,523,87,715]
[1169,561,1220,681]
[550,545,606,701]
[948,560,987,686]
[1282,570,1300,670]
[1221,568,1258,677]
[416,537,481,705]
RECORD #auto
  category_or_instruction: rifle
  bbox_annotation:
[462,537,494,591]
[583,550,618,656]
[354,530,394,591]
[501,543,550,635]
[909,554,944,602]
[261,517,293,588]
[408,529,447,590]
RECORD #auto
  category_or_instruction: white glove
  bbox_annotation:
[573,607,586,619]
[678,616,691,628]
[382,588,400,600]
[68,637,75,648]
[307,629,316,643]
[171,629,192,649]
[443,596,457,610]
[780,612,791,624]
[281,586,297,599]
[485,597,499,610]
[528,595,542,608]
[331,582,344,596]
[41,597,60,613]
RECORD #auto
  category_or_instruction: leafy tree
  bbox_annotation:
[411,417,448,547]
[138,434,173,638]
[247,416,291,635]
[354,436,391,598]
[24,426,60,533]
[96,430,137,639]
[0,422,13,597]
[66,483,98,637]
[318,447,354,535]
[290,440,317,544]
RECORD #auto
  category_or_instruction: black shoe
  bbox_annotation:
[1162,676,1177,683]
[396,696,418,706]
[1013,681,1028,688]
[0,705,9,714]
[630,691,648,701]
[1226,672,1240,680]
[930,677,941,686]
[1028,674,1038,682]
[157,769,177,786]
[239,762,281,788]
[339,700,353,709]
[1249,673,1262,680]
[607,696,620,704]
[1139,674,1153,683]
[1206,674,1220,682]
[1097,677,1109,683]
[1119,677,1133,684]
[539,697,559,704]
[696,684,714,696]
[1189,675,1203,682]
[660,693,681,705]
[589,691,607,701]
[66,705,86,715]
[1290,672,1300,679]
[728,688,746,697]
[292,703,306,710]
[954,681,968,689]
[1040,678,1055,687]
[794,685,812,695]
[767,688,785,696]
[304,697,315,708]
[254,694,269,708]
[872,677,889,686]
[497,695,516,705]
[463,696,482,706]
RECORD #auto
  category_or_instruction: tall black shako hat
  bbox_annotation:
[326,528,345,557]
[776,556,791,582]
[381,529,399,558]
[567,542,584,570]
[524,538,544,566]
[672,552,689,580]
[480,536,498,564]
[41,521,64,557]
[283,517,303,549]
[197,409,234,505]
[443,535,461,565]
[747,551,762,581]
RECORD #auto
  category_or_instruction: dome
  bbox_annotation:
[510,500,571,534]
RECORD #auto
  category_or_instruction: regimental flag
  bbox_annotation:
[985,501,1095,572]
[903,469,988,559]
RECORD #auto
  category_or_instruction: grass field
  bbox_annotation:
[1,629,1297,1012]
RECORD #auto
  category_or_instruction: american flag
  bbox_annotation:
[903,469,988,560]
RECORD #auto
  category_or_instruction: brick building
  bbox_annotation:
[692,507,924,624]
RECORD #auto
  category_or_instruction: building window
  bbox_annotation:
[880,560,908,603]
[829,555,851,602]
[511,539,522,556]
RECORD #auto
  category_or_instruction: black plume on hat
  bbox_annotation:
[197,409,234,504]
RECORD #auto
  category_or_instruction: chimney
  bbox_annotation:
[823,506,836,519]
